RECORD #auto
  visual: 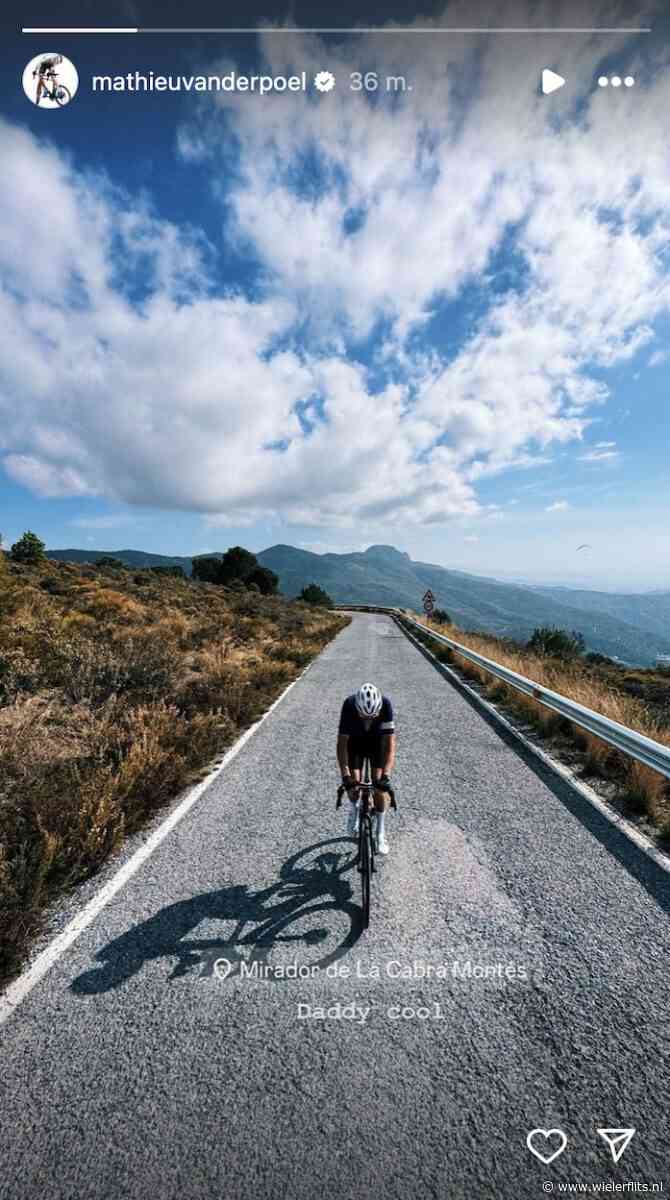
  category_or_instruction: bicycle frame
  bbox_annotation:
[35,68,69,106]
[336,758,396,928]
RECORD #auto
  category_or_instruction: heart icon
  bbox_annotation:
[526,1128,568,1164]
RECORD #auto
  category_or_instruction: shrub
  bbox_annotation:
[432,608,451,624]
[298,583,332,607]
[39,575,66,595]
[96,556,126,569]
[527,626,586,661]
[150,565,186,579]
[0,557,348,982]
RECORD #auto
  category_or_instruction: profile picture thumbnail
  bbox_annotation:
[22,53,79,108]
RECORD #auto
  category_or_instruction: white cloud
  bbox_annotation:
[464,535,480,543]
[579,448,620,462]
[2,3,670,529]
[3,455,94,498]
[545,500,570,512]
[648,349,669,367]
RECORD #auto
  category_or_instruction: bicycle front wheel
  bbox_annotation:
[55,86,71,106]
[359,823,371,929]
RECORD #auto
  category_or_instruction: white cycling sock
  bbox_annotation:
[376,810,386,839]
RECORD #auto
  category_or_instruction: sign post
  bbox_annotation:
[422,589,435,622]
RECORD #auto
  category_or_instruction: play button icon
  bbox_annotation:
[542,68,566,94]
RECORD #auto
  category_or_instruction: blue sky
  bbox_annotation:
[2,0,670,589]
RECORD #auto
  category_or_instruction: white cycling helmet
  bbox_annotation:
[355,682,382,719]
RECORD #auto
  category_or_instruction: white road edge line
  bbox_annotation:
[397,618,670,877]
[0,665,310,1027]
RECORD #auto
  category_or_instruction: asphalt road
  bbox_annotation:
[1,613,669,1200]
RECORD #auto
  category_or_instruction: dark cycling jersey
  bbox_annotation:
[338,695,395,739]
[37,56,61,74]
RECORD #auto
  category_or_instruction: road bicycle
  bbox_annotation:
[34,68,71,106]
[337,758,396,929]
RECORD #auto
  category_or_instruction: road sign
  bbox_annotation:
[422,589,434,602]
[423,597,434,615]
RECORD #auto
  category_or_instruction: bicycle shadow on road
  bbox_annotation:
[70,837,362,996]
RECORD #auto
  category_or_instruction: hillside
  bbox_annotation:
[257,544,670,666]
[46,547,196,572]
[0,554,346,980]
[46,542,670,666]
[531,585,670,642]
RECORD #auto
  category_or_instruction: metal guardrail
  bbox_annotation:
[335,605,670,781]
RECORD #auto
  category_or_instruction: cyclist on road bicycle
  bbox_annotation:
[337,682,396,855]
[32,54,63,105]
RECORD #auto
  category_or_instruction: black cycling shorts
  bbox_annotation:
[347,734,385,771]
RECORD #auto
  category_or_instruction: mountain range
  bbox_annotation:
[45,543,670,666]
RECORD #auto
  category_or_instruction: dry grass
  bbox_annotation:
[0,554,346,981]
[410,615,670,840]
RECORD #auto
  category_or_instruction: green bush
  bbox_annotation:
[432,608,451,624]
[9,531,46,564]
[150,565,186,579]
[527,626,586,661]
[298,583,332,607]
[96,556,125,569]
[585,651,616,667]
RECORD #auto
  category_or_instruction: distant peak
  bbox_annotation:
[363,544,410,561]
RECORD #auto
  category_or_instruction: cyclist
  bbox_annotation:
[337,682,396,855]
[32,54,63,105]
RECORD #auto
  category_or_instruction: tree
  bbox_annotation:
[298,583,332,607]
[191,547,276,591]
[192,556,223,584]
[218,546,258,585]
[527,626,586,661]
[246,565,278,595]
[9,530,46,564]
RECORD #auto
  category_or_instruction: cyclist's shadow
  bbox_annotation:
[71,837,361,995]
